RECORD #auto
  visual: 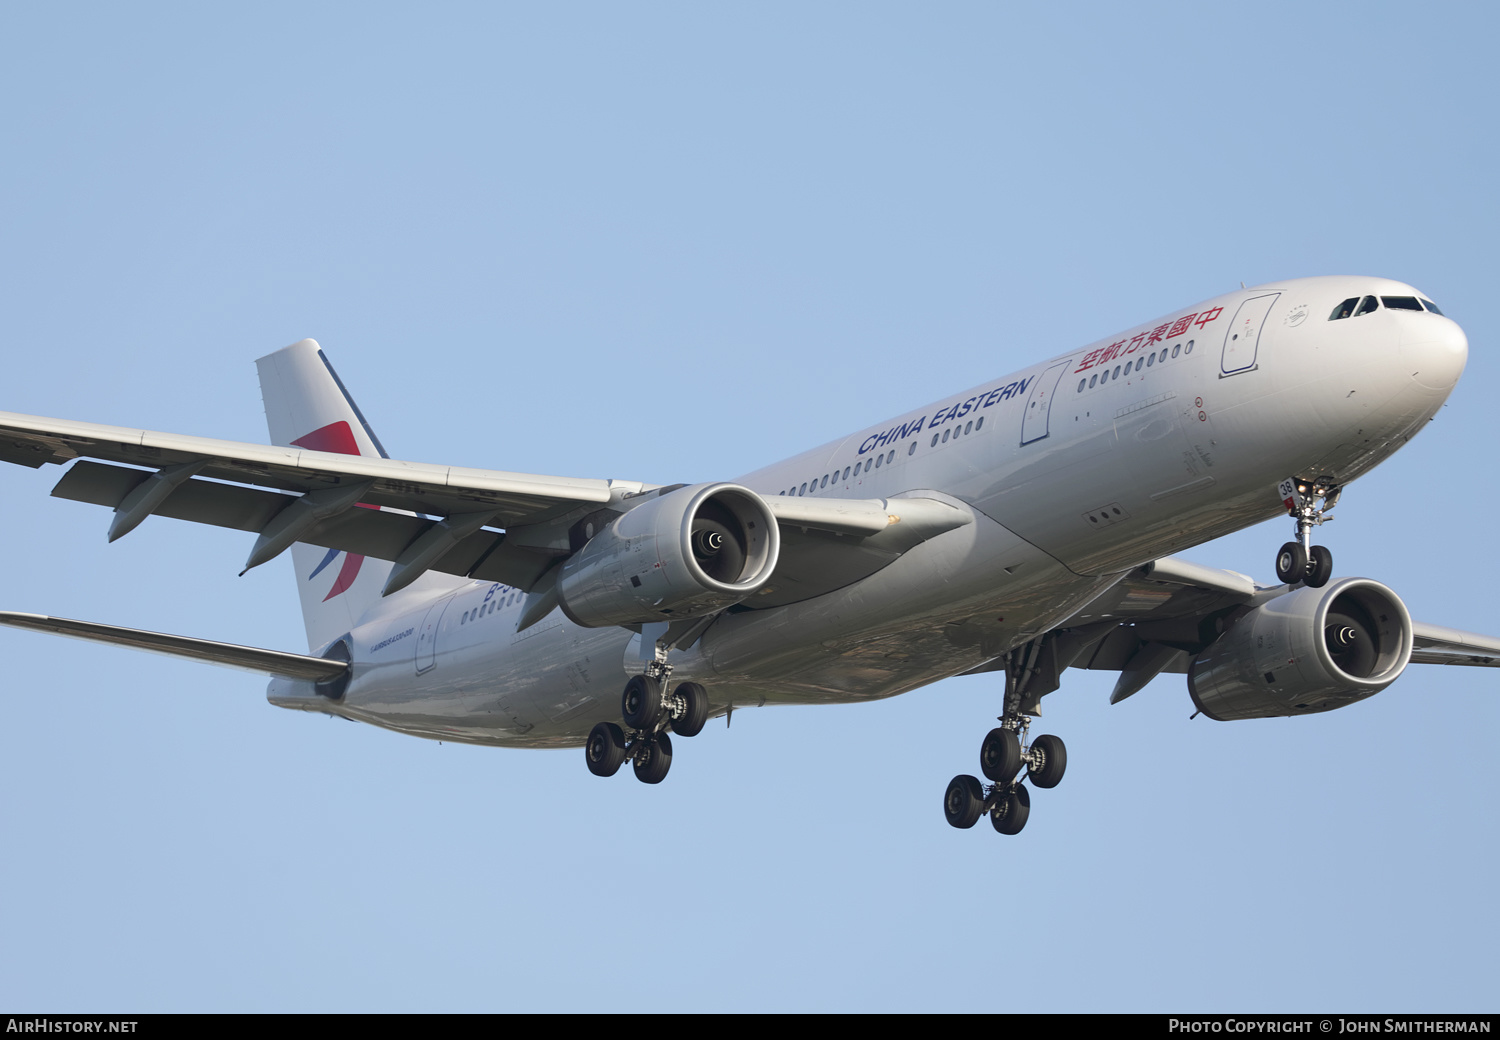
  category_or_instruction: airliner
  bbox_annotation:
[0,274,1493,835]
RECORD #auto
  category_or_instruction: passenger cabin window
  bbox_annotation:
[1421,299,1444,315]
[1330,297,1359,320]
[974,417,983,430]
[1354,295,1379,316]
[1382,296,1423,311]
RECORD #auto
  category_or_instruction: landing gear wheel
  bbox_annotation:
[1028,734,1067,789]
[1306,544,1333,588]
[670,682,708,737]
[621,674,662,730]
[584,721,627,777]
[991,784,1031,835]
[943,775,985,829]
[633,731,673,784]
[980,727,1022,782]
[1275,541,1308,584]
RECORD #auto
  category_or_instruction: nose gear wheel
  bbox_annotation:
[1275,477,1339,588]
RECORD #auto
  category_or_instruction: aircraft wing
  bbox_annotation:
[1408,622,1500,667]
[0,411,968,603]
[0,410,622,521]
[988,556,1500,705]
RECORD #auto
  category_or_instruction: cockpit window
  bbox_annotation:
[1354,295,1379,316]
[1329,297,1359,321]
[1421,299,1444,315]
[1382,296,1423,311]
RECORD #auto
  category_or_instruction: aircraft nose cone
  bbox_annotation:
[1402,318,1468,391]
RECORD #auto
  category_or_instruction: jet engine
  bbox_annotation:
[1187,577,1413,721]
[556,482,780,628]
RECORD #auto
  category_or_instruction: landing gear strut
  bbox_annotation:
[584,624,711,784]
[1275,477,1339,588]
[944,640,1068,836]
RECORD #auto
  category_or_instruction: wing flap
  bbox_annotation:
[52,460,521,584]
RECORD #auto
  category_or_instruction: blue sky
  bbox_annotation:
[0,2,1495,1011]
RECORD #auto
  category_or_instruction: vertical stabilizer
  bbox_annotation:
[256,339,395,652]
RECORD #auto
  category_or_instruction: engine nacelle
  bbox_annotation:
[1187,577,1413,721]
[556,482,780,628]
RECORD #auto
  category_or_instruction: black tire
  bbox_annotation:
[1306,544,1333,588]
[943,774,985,829]
[633,731,673,784]
[991,784,1031,835]
[980,727,1022,783]
[621,674,662,730]
[1276,541,1308,584]
[584,721,627,777]
[1028,734,1067,789]
[671,682,709,738]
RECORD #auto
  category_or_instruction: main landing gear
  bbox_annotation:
[1274,477,1340,589]
[945,718,1067,835]
[945,642,1068,836]
[584,634,709,785]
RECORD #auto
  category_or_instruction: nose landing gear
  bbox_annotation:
[1275,477,1339,588]
[944,641,1068,836]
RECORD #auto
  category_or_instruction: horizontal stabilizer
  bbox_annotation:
[0,611,348,682]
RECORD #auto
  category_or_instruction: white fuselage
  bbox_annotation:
[268,275,1468,747]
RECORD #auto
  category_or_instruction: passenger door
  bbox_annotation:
[1220,293,1280,375]
[1020,360,1073,445]
[414,592,454,674]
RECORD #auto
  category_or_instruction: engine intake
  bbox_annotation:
[1187,577,1413,721]
[556,482,780,628]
